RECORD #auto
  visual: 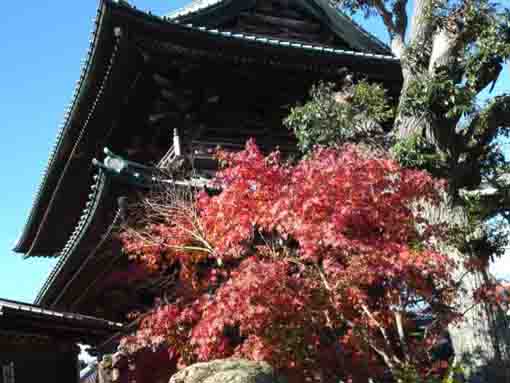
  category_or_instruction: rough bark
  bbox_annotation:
[448,266,510,382]
[387,2,510,376]
[416,196,510,381]
[395,91,510,383]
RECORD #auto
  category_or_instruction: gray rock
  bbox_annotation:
[169,359,284,383]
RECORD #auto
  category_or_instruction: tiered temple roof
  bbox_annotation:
[15,0,401,321]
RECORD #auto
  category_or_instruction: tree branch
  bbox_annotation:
[372,0,397,33]
[394,309,410,363]
[409,0,436,47]
[466,58,504,95]
[466,94,510,150]
[460,184,510,221]
[392,0,408,38]
[361,304,391,346]
[371,0,408,57]
[315,265,403,374]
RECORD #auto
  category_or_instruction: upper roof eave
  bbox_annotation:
[166,0,392,54]
[13,0,114,255]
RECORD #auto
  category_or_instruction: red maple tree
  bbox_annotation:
[119,141,466,382]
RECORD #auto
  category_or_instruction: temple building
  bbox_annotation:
[14,0,401,348]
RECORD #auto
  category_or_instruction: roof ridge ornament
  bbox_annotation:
[92,148,159,187]
[92,147,218,191]
[114,27,123,37]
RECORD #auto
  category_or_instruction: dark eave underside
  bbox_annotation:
[0,297,122,344]
[34,170,125,308]
[15,0,401,257]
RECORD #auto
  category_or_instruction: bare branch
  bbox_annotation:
[392,0,408,38]
[372,0,397,34]
[394,309,410,363]
[370,0,408,58]
[315,265,403,374]
[361,304,391,347]
[367,341,397,371]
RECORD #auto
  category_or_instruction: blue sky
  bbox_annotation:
[0,1,508,304]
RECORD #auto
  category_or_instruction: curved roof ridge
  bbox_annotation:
[330,3,391,54]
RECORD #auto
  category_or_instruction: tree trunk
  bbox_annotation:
[430,196,510,381]
[448,263,510,382]
[369,0,510,378]
[441,208,510,382]
[394,110,510,382]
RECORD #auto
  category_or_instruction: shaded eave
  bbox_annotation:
[0,297,123,343]
[15,0,401,257]
[34,169,123,307]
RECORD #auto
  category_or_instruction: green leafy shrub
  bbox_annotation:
[284,81,393,153]
[391,134,444,171]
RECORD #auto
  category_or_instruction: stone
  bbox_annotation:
[169,359,284,383]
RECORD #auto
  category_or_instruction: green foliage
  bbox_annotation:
[352,79,394,120]
[403,70,476,120]
[395,362,464,383]
[408,1,510,113]
[337,0,382,18]
[462,6,510,88]
[391,134,443,171]
[462,192,486,224]
[469,96,510,149]
[399,0,510,132]
[285,82,347,153]
[284,81,392,153]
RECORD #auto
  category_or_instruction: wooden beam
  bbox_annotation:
[255,5,304,20]
[239,12,322,33]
